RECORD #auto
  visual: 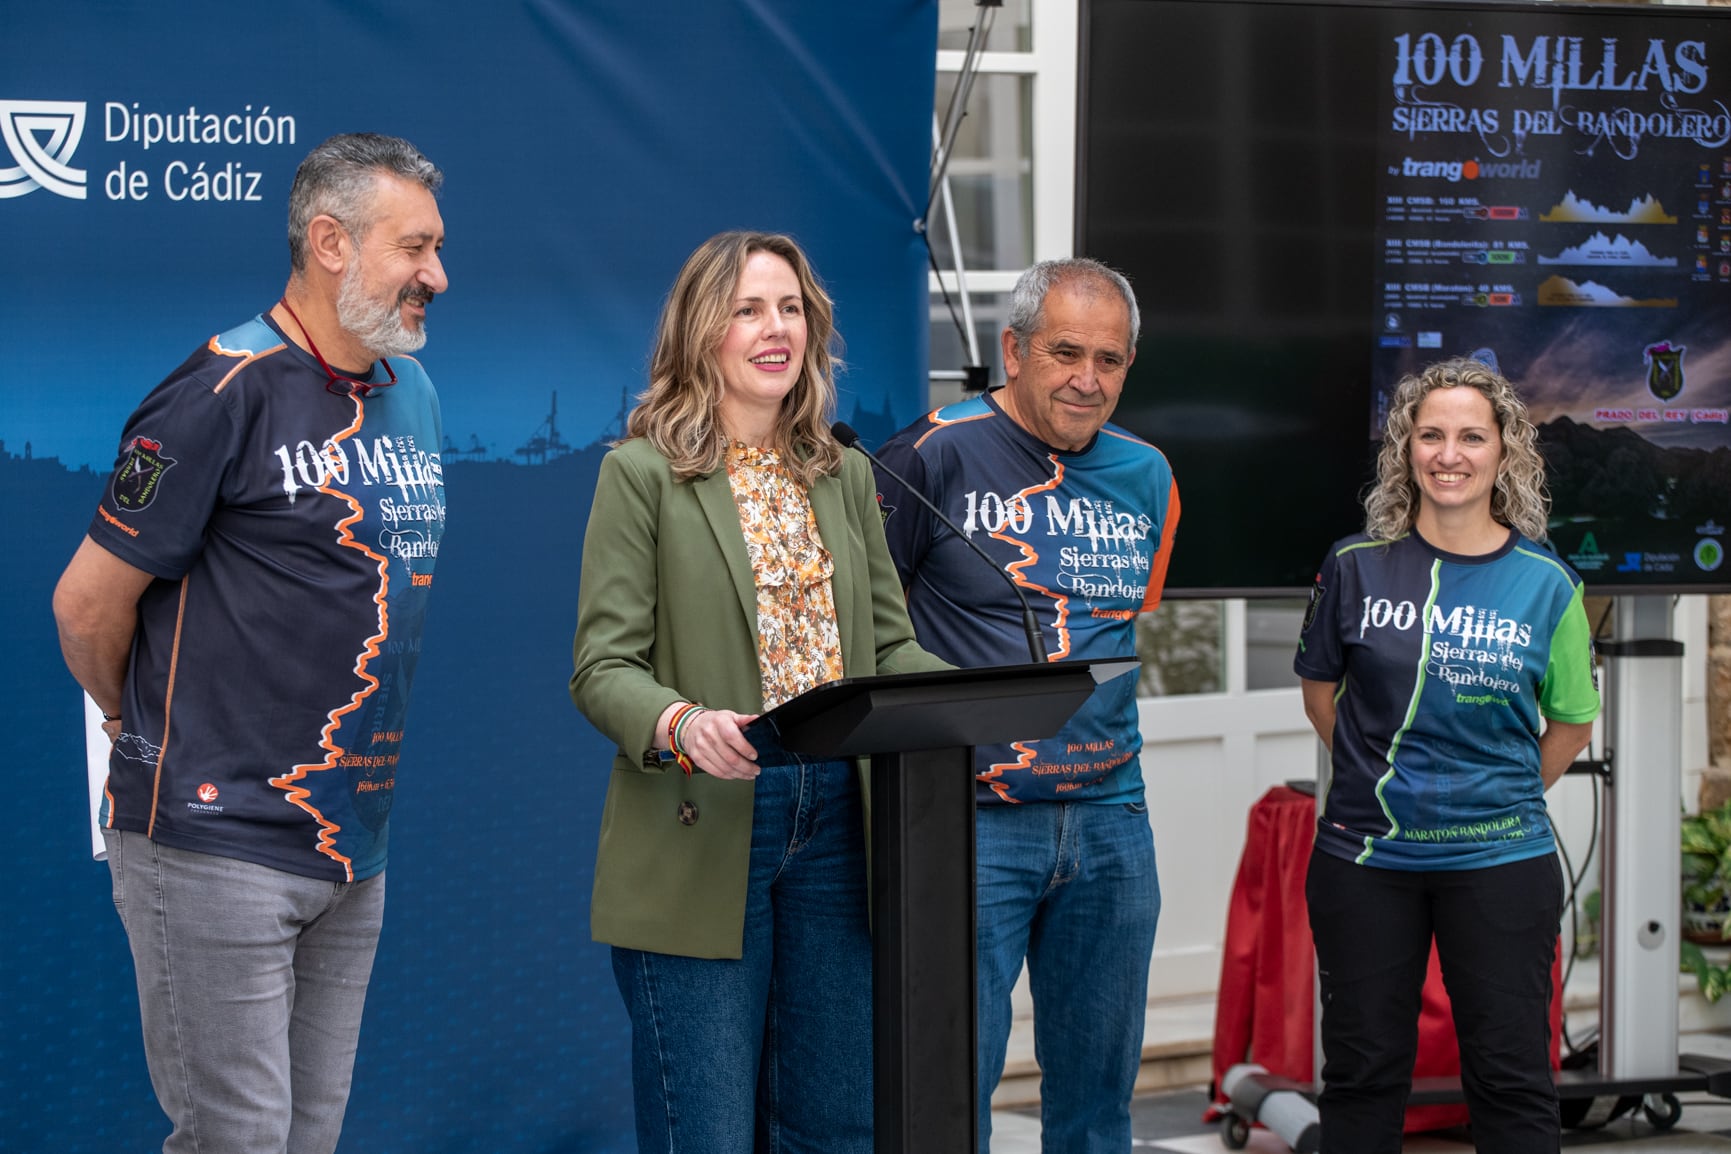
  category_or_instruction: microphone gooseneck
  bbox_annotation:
[834,422,1046,665]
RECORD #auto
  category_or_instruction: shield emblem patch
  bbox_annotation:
[1643,342,1686,402]
[1302,573,1325,632]
[112,436,175,512]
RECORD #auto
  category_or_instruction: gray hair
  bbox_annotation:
[1005,258,1141,358]
[287,133,443,272]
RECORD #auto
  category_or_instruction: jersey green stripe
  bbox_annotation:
[1512,544,1576,582]
[1361,557,1441,864]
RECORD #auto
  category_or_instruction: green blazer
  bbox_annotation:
[571,437,949,958]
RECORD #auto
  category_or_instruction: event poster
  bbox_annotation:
[1373,9,1731,588]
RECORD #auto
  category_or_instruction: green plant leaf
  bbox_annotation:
[1681,939,1731,1004]
[1682,822,1721,856]
[1685,880,1726,908]
[1685,851,1719,880]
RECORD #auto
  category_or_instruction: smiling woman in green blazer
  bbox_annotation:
[570,231,947,1154]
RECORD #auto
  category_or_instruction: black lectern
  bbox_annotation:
[747,657,1138,1154]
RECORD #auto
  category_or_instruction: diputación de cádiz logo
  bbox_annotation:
[0,100,88,199]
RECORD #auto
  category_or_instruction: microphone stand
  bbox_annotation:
[833,421,1046,666]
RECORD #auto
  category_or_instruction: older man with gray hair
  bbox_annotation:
[874,257,1180,1152]
[52,132,449,1154]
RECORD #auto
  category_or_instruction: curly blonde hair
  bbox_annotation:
[626,231,844,487]
[1364,357,1550,542]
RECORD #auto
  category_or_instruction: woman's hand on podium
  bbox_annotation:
[681,708,761,779]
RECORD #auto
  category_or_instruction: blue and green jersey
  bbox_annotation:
[1295,530,1599,870]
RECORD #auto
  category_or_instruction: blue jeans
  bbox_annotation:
[103,829,385,1154]
[612,757,872,1154]
[975,800,1160,1154]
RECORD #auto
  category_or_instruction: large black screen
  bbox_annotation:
[1081,0,1731,595]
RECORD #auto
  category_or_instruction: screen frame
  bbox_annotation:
[1077,0,1731,598]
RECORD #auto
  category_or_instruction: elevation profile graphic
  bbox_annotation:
[1539,191,1677,224]
[1537,232,1678,267]
[1536,275,1678,308]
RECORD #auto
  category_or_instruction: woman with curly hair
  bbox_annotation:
[1293,356,1600,1153]
[570,231,948,1153]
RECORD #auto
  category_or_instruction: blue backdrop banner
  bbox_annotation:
[1,3,936,1149]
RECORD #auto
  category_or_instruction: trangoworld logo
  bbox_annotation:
[0,100,88,199]
[1644,341,1686,402]
[1400,156,1542,182]
[112,436,175,511]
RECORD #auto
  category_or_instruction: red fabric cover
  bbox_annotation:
[1206,785,1562,1133]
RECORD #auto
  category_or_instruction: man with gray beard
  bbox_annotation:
[52,133,449,1154]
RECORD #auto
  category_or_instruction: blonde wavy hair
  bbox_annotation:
[626,231,844,486]
[1364,356,1550,542]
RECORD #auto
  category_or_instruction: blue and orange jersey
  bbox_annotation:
[874,390,1179,806]
[1295,531,1600,871]
[87,313,445,882]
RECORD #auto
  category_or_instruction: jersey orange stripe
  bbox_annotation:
[145,577,190,836]
[993,457,1071,660]
[911,406,993,450]
[208,336,285,395]
[265,397,387,881]
[978,741,1039,803]
[1140,481,1181,613]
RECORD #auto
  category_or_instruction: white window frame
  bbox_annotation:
[930,0,1079,299]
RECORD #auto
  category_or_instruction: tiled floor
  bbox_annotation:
[990,1031,1731,1153]
[991,1087,1731,1152]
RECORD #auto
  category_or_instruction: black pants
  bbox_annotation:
[1305,849,1564,1154]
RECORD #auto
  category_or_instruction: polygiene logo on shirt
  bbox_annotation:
[188,782,223,814]
[112,435,176,511]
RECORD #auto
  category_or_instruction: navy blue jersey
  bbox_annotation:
[88,314,445,882]
[1295,531,1599,871]
[875,391,1179,805]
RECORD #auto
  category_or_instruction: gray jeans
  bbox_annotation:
[104,829,385,1154]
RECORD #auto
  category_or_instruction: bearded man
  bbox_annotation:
[52,133,449,1154]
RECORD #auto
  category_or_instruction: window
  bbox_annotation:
[930,72,1033,273]
[1136,602,1223,696]
[938,0,1032,52]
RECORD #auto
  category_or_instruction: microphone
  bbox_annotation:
[833,421,1046,665]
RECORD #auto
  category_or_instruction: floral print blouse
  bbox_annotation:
[725,442,845,710]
